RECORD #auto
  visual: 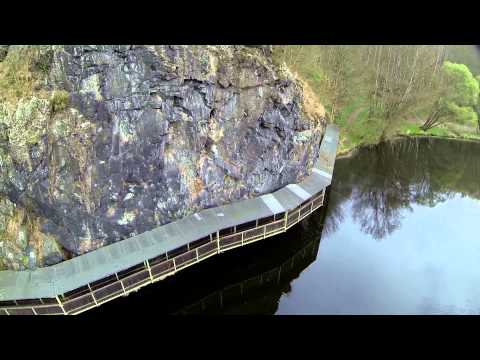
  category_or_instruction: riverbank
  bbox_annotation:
[334,106,480,158]
[336,128,480,159]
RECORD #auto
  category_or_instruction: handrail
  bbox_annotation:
[0,124,339,315]
[0,191,326,315]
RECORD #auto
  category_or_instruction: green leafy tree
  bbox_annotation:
[421,61,479,130]
[476,75,480,131]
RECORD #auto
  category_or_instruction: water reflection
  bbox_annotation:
[86,202,329,315]
[326,137,480,240]
[88,137,480,315]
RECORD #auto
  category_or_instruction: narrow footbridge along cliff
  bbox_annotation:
[0,124,340,315]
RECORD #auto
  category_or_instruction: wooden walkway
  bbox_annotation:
[0,124,339,315]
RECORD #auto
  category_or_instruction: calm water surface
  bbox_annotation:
[89,137,480,315]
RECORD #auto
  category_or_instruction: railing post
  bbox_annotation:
[56,295,67,315]
[88,283,99,306]
[195,248,199,262]
[117,273,127,296]
[173,258,177,272]
[263,225,266,238]
[145,260,154,282]
[241,231,244,246]
[4,309,9,315]
[216,231,220,253]
[284,211,288,230]
[31,307,37,315]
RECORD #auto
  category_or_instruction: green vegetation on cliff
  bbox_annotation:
[274,45,480,154]
[0,46,67,270]
[0,45,325,271]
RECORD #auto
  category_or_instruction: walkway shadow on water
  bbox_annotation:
[84,199,330,315]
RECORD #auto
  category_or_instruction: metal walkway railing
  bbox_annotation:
[0,191,324,315]
[0,124,339,315]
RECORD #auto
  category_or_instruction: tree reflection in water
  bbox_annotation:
[325,137,480,240]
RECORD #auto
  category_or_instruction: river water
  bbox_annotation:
[89,137,480,315]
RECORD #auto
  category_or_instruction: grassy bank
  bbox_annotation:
[272,45,480,157]
[335,102,480,157]
[329,78,480,156]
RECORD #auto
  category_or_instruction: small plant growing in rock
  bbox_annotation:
[31,49,53,75]
[49,90,70,115]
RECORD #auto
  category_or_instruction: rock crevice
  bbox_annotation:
[0,45,327,268]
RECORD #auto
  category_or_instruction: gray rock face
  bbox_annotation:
[1,45,326,257]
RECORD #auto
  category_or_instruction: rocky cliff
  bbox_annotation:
[0,45,326,270]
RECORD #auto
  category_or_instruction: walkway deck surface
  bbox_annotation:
[0,124,339,312]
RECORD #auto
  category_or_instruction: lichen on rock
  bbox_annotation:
[0,45,328,269]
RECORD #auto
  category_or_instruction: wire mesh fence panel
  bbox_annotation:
[121,269,150,291]
[243,227,264,242]
[90,274,118,291]
[148,253,167,266]
[219,233,242,249]
[4,308,35,315]
[117,263,147,280]
[0,300,17,308]
[288,206,299,217]
[93,281,124,302]
[265,221,284,234]
[188,236,211,250]
[62,285,91,302]
[286,210,300,228]
[219,226,235,237]
[62,293,96,313]
[299,203,312,218]
[174,249,197,269]
[274,212,285,221]
[197,241,217,259]
[15,299,43,306]
[235,220,257,233]
[167,244,189,259]
[258,215,275,226]
[312,192,324,210]
[40,298,58,305]
[34,305,64,315]
[151,259,175,278]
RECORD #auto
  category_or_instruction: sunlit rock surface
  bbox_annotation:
[0,45,326,268]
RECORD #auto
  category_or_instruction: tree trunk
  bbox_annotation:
[421,108,442,130]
